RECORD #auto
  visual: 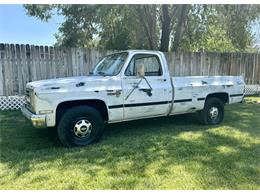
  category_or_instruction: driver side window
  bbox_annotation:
[125,54,162,76]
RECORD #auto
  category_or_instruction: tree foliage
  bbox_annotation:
[180,5,260,52]
[24,4,260,52]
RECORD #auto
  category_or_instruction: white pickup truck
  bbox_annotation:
[22,50,245,147]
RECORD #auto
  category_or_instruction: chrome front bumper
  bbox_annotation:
[21,106,47,128]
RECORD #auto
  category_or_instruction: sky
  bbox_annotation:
[0,4,63,46]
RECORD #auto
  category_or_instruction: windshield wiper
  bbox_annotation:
[88,71,107,76]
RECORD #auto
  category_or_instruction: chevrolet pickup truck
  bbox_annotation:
[21,50,245,147]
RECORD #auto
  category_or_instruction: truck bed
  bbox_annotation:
[170,76,245,114]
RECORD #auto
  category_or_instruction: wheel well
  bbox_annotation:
[206,93,229,104]
[56,100,109,123]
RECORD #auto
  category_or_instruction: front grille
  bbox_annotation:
[25,88,34,112]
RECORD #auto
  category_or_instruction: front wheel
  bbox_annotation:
[199,97,224,125]
[57,105,104,147]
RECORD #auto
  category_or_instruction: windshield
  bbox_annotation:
[89,52,128,76]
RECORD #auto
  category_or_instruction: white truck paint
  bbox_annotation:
[21,50,245,146]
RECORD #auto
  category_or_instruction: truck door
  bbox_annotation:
[122,53,172,120]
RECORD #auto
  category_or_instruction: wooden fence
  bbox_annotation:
[0,43,259,96]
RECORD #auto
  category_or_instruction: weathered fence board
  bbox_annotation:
[164,52,260,81]
[0,43,259,96]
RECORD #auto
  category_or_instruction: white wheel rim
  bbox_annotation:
[209,106,219,120]
[73,119,92,138]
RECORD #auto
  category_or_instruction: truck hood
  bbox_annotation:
[26,76,114,93]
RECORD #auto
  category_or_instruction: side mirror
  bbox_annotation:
[136,64,145,78]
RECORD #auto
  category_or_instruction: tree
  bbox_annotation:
[24,4,260,52]
[179,5,260,52]
[218,5,260,50]
[172,5,190,52]
[160,5,171,51]
[132,5,159,50]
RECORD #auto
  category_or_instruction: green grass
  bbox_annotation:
[0,97,260,189]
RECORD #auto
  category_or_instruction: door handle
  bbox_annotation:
[139,88,152,96]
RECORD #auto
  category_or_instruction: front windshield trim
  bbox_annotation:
[89,51,129,76]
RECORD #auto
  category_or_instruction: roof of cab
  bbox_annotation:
[107,50,164,57]
[126,49,163,54]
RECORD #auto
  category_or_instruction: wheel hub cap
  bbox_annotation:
[73,119,92,138]
[209,107,219,120]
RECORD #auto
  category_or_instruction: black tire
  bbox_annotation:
[57,105,104,147]
[199,97,224,125]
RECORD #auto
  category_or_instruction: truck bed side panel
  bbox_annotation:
[170,76,245,114]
